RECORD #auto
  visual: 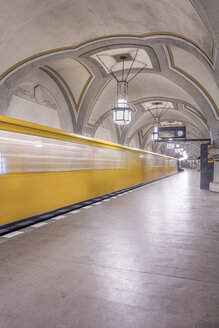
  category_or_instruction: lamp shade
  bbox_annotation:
[113,106,133,125]
[167,143,174,149]
[98,54,147,126]
[152,132,158,141]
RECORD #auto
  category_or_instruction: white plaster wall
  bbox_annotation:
[171,46,219,112]
[94,126,112,142]
[7,95,61,129]
[50,58,91,104]
[129,137,138,148]
[0,0,213,75]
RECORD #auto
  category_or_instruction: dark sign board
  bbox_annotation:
[200,144,213,189]
[158,126,186,140]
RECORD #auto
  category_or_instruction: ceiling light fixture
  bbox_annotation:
[97,51,147,125]
[152,123,159,141]
[167,143,174,149]
[146,102,171,142]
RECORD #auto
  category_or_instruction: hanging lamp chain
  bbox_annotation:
[124,49,138,81]
[96,51,146,83]
[96,55,119,82]
[96,50,147,125]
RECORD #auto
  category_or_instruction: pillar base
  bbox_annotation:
[210,182,219,192]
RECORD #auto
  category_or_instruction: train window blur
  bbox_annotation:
[0,153,6,175]
[0,130,130,173]
[0,121,178,225]
[0,129,176,176]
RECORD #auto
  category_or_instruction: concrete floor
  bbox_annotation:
[0,170,219,328]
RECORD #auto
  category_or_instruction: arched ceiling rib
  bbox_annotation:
[0,0,214,77]
[88,73,202,126]
[165,45,219,119]
[46,58,94,113]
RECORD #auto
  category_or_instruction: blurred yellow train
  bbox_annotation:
[0,116,178,227]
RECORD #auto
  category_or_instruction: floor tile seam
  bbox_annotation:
[47,258,219,286]
[2,253,219,271]
[112,231,219,239]
[92,241,219,253]
[76,293,166,314]
[1,278,199,319]
[1,238,218,254]
[1,218,218,240]
[1,235,219,257]
[75,293,204,323]
[146,263,219,273]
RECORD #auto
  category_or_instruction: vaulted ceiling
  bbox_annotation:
[0,0,219,158]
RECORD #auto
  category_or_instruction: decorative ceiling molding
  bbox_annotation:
[70,58,94,112]
[128,112,209,145]
[141,122,205,152]
[164,45,219,119]
[122,96,208,138]
[0,31,215,85]
[88,109,112,132]
[80,44,160,77]
[40,66,76,128]
[130,96,207,125]
[140,127,153,142]
[189,0,215,56]
[183,104,209,131]
[44,60,93,114]
[86,78,112,127]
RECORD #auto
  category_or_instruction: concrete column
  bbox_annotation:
[210,128,219,147]
[209,128,219,192]
[209,148,219,192]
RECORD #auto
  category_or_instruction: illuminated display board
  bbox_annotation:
[158,126,186,140]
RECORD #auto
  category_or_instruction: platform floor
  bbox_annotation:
[0,170,219,328]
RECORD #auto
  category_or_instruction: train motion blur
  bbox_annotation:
[0,116,178,226]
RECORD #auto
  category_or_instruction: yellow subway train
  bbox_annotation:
[0,116,178,227]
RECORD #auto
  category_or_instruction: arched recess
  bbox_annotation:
[93,118,118,143]
[124,101,209,144]
[163,45,219,121]
[120,96,209,144]
[40,66,77,128]
[0,30,217,142]
[0,66,74,131]
[127,113,209,158]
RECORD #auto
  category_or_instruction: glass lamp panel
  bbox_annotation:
[128,111,131,122]
[117,111,124,120]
